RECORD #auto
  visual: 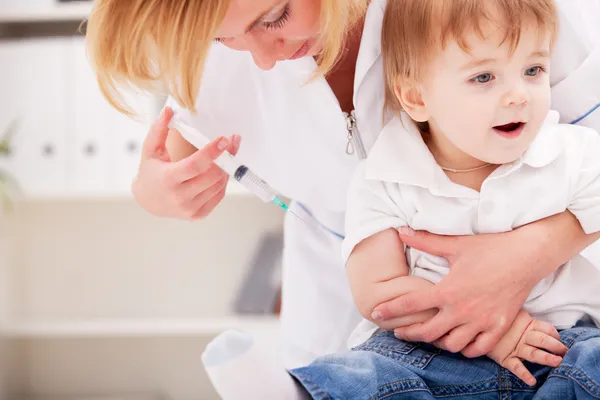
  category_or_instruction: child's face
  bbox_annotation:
[418,22,552,164]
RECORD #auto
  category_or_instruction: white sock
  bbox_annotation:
[202,330,309,400]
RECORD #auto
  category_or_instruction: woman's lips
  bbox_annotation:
[288,40,310,60]
[493,122,525,139]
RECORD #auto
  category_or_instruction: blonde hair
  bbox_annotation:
[382,0,558,116]
[86,0,367,116]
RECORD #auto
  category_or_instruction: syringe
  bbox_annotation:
[168,117,292,213]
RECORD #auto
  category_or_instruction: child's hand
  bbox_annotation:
[487,310,568,386]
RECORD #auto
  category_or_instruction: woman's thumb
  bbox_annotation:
[142,107,174,158]
[398,227,455,258]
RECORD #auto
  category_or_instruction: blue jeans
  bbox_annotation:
[289,320,600,399]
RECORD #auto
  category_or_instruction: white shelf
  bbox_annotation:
[0,3,92,23]
[10,181,253,202]
[1,316,280,338]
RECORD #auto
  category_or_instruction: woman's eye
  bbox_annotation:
[525,66,544,77]
[262,5,291,30]
[472,73,494,84]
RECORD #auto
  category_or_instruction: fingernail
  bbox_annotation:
[218,138,229,150]
[554,356,562,364]
[399,226,415,236]
[371,311,383,321]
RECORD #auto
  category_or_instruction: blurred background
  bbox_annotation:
[0,1,285,399]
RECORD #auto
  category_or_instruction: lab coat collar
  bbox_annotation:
[365,111,563,196]
[353,0,385,108]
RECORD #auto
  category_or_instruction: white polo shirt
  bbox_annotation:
[343,110,600,347]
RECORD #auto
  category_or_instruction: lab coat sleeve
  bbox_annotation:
[163,43,231,149]
[342,162,408,264]
[550,0,600,130]
[567,126,600,234]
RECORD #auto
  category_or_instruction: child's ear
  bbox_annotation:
[393,81,429,122]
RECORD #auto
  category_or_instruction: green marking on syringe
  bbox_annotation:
[272,196,289,211]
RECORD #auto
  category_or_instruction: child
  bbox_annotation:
[202,0,600,398]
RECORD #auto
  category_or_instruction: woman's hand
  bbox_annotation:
[371,211,593,358]
[132,107,241,220]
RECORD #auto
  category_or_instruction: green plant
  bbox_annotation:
[0,121,18,212]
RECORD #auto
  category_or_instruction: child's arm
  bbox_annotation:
[345,228,438,332]
[343,162,438,331]
[487,310,568,386]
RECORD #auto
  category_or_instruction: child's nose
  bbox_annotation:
[503,84,530,107]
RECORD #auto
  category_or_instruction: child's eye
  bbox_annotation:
[525,66,545,77]
[471,73,494,84]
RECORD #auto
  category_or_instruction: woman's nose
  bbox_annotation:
[247,35,285,71]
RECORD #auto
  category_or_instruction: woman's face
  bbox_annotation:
[214,0,323,70]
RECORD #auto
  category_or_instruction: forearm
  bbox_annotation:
[524,211,600,281]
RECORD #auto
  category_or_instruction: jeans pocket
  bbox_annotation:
[353,330,441,369]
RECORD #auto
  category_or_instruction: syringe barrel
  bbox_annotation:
[169,118,239,176]
[168,117,277,204]
[233,166,277,203]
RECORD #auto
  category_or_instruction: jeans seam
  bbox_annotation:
[368,379,430,400]
[370,378,511,399]
[550,365,600,399]
[356,342,440,369]
[292,372,334,400]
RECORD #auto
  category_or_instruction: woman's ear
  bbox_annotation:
[393,81,429,122]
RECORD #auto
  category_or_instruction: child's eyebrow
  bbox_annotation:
[460,58,496,71]
[530,50,550,59]
[460,50,550,71]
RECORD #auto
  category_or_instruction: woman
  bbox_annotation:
[86,0,600,369]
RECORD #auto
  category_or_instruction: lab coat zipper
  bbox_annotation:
[344,110,367,160]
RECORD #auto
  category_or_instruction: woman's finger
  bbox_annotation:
[142,107,173,158]
[524,331,568,356]
[397,228,458,259]
[191,173,228,207]
[461,329,504,358]
[373,286,441,320]
[170,136,230,183]
[504,358,537,386]
[376,309,438,332]
[229,134,241,156]
[434,324,482,353]
[179,166,228,200]
[517,344,563,368]
[394,310,457,343]
[191,181,228,220]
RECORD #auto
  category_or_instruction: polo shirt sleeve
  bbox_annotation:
[342,161,409,264]
[568,126,600,234]
[550,1,600,130]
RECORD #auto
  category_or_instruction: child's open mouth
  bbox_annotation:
[493,122,525,139]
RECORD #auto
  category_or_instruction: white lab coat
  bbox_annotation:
[169,0,600,368]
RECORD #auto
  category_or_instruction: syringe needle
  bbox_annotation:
[288,208,310,225]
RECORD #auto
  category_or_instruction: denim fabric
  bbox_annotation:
[289,320,600,399]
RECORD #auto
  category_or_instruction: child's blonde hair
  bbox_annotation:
[382,0,558,116]
[86,0,367,116]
